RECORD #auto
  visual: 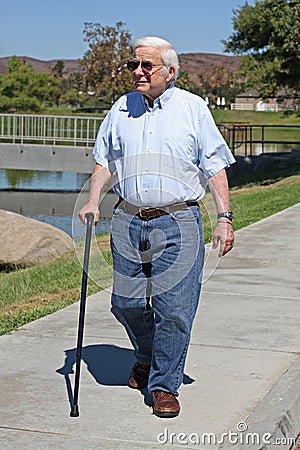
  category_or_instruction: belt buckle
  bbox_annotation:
[138,207,151,219]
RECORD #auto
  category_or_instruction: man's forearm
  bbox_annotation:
[208,168,234,256]
[78,163,112,224]
[208,168,231,214]
[87,163,112,206]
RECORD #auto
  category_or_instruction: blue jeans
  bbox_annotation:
[110,205,205,396]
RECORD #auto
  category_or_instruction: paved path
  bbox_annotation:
[1,204,300,449]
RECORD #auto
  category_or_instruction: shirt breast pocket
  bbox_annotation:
[162,136,197,165]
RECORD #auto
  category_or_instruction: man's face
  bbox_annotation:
[131,46,174,102]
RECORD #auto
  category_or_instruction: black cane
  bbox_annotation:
[70,212,94,417]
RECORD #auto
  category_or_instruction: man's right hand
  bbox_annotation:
[78,202,100,225]
[77,163,112,226]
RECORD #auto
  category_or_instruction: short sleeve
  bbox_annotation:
[198,106,235,178]
[92,110,115,172]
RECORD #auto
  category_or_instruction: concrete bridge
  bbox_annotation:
[0,143,96,173]
[0,113,103,173]
[1,114,300,171]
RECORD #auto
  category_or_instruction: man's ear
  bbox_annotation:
[166,65,175,82]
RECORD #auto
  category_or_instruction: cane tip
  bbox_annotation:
[70,405,79,417]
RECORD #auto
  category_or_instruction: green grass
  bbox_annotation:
[230,177,300,229]
[199,173,300,243]
[0,236,112,335]
[0,175,299,335]
[212,109,300,126]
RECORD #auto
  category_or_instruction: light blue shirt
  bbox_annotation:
[93,84,235,207]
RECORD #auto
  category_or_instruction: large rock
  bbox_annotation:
[0,209,73,268]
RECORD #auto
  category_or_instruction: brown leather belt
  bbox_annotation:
[116,197,199,220]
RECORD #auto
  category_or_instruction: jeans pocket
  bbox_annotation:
[171,208,199,222]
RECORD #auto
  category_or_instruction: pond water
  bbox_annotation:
[0,169,114,237]
[233,142,296,156]
[0,170,90,191]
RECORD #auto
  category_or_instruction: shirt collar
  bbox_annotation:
[142,83,175,111]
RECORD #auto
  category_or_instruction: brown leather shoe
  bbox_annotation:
[152,390,180,418]
[128,362,151,389]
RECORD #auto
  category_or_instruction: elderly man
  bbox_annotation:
[79,36,235,418]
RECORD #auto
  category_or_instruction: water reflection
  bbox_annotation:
[234,143,295,157]
[0,169,90,191]
[0,169,114,237]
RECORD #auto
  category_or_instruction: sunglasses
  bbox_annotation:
[127,60,164,73]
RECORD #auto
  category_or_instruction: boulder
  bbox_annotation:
[0,209,73,268]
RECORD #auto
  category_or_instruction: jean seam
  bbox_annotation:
[140,306,153,363]
[174,235,200,393]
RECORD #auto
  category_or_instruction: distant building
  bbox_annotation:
[231,89,300,112]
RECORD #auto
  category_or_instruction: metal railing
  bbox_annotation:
[0,114,104,146]
[231,103,255,111]
[1,114,299,157]
[231,103,300,112]
[218,123,300,156]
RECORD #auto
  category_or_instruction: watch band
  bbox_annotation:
[217,211,233,221]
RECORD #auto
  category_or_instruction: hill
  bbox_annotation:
[179,52,241,85]
[0,56,83,77]
[0,53,241,86]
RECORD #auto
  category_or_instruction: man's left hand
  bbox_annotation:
[213,222,234,257]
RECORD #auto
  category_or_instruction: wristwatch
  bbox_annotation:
[217,211,234,221]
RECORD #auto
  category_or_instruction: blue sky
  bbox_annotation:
[1,0,255,60]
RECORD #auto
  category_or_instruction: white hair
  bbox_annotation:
[133,36,179,82]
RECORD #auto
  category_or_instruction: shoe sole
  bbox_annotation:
[128,382,148,389]
[153,409,180,418]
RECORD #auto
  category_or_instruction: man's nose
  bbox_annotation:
[133,62,144,76]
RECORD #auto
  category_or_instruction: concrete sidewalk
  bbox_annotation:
[0,204,299,449]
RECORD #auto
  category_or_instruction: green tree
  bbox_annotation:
[222,0,300,97]
[81,21,133,103]
[0,56,60,112]
[196,64,244,104]
[57,71,87,107]
[51,60,65,78]
[175,71,200,93]
[50,60,89,108]
[175,71,192,90]
[30,71,60,107]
